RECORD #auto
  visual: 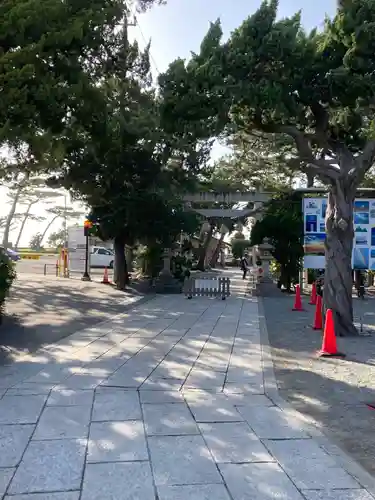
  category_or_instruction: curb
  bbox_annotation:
[257,295,375,497]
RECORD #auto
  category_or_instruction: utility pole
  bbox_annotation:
[63,194,68,248]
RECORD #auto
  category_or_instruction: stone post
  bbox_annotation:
[159,248,173,278]
[155,248,181,293]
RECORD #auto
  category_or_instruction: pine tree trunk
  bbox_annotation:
[324,182,357,336]
[2,186,22,247]
[197,226,213,271]
[15,203,33,249]
[210,234,224,268]
[114,235,128,290]
[40,215,59,246]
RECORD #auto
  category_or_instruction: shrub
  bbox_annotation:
[231,238,251,259]
[0,249,16,323]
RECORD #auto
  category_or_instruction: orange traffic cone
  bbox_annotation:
[101,267,110,285]
[309,282,317,305]
[292,284,304,311]
[312,295,323,330]
[318,309,345,358]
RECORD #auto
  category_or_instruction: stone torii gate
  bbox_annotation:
[184,189,273,268]
[155,189,273,291]
[183,190,272,220]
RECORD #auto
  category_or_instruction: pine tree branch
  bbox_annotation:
[253,117,340,180]
[350,139,375,184]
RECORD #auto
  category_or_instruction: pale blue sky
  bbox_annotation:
[1,0,338,246]
[133,0,337,75]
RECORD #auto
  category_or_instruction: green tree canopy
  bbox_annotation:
[47,7,202,289]
[207,133,305,191]
[0,0,125,154]
[250,191,303,291]
[159,0,375,335]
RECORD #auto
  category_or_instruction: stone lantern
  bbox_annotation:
[253,237,274,282]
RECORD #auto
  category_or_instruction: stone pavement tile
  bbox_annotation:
[140,378,183,391]
[5,493,80,500]
[223,382,264,395]
[195,356,231,372]
[264,439,338,465]
[8,439,86,494]
[160,328,189,336]
[47,389,94,407]
[0,395,47,425]
[33,405,91,440]
[24,365,83,385]
[87,421,148,462]
[302,491,375,500]
[139,390,184,404]
[81,461,154,500]
[225,369,263,385]
[91,390,141,422]
[184,369,226,391]
[199,422,274,463]
[265,440,362,489]
[151,361,192,380]
[148,434,223,486]
[101,369,148,388]
[238,406,308,439]
[184,392,243,423]
[6,384,55,396]
[225,393,274,407]
[142,403,199,436]
[0,424,34,467]
[157,484,231,500]
[279,459,361,490]
[94,386,132,394]
[62,373,106,390]
[83,356,127,374]
[219,462,305,500]
[0,468,15,496]
[0,372,35,390]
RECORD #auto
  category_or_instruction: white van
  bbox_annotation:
[90,246,114,268]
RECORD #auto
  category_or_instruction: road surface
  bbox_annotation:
[15,255,111,279]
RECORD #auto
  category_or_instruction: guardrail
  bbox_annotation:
[20,253,41,260]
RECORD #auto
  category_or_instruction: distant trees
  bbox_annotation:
[29,233,43,251]
[47,227,66,251]
[1,176,61,247]
[251,192,303,291]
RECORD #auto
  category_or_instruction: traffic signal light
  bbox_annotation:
[83,219,93,237]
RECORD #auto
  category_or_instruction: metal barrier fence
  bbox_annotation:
[184,276,230,300]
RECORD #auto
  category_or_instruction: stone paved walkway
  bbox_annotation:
[0,272,374,499]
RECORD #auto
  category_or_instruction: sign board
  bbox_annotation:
[303,197,375,270]
[67,226,89,273]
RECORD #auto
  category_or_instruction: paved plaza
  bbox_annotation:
[0,273,374,499]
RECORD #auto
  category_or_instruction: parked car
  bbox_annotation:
[90,246,114,268]
[0,247,20,262]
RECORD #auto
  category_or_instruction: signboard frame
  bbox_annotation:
[303,197,375,270]
[67,226,90,273]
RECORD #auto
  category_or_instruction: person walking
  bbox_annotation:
[240,253,249,280]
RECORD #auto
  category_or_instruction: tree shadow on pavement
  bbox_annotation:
[262,294,375,477]
[0,277,152,365]
[277,367,375,477]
